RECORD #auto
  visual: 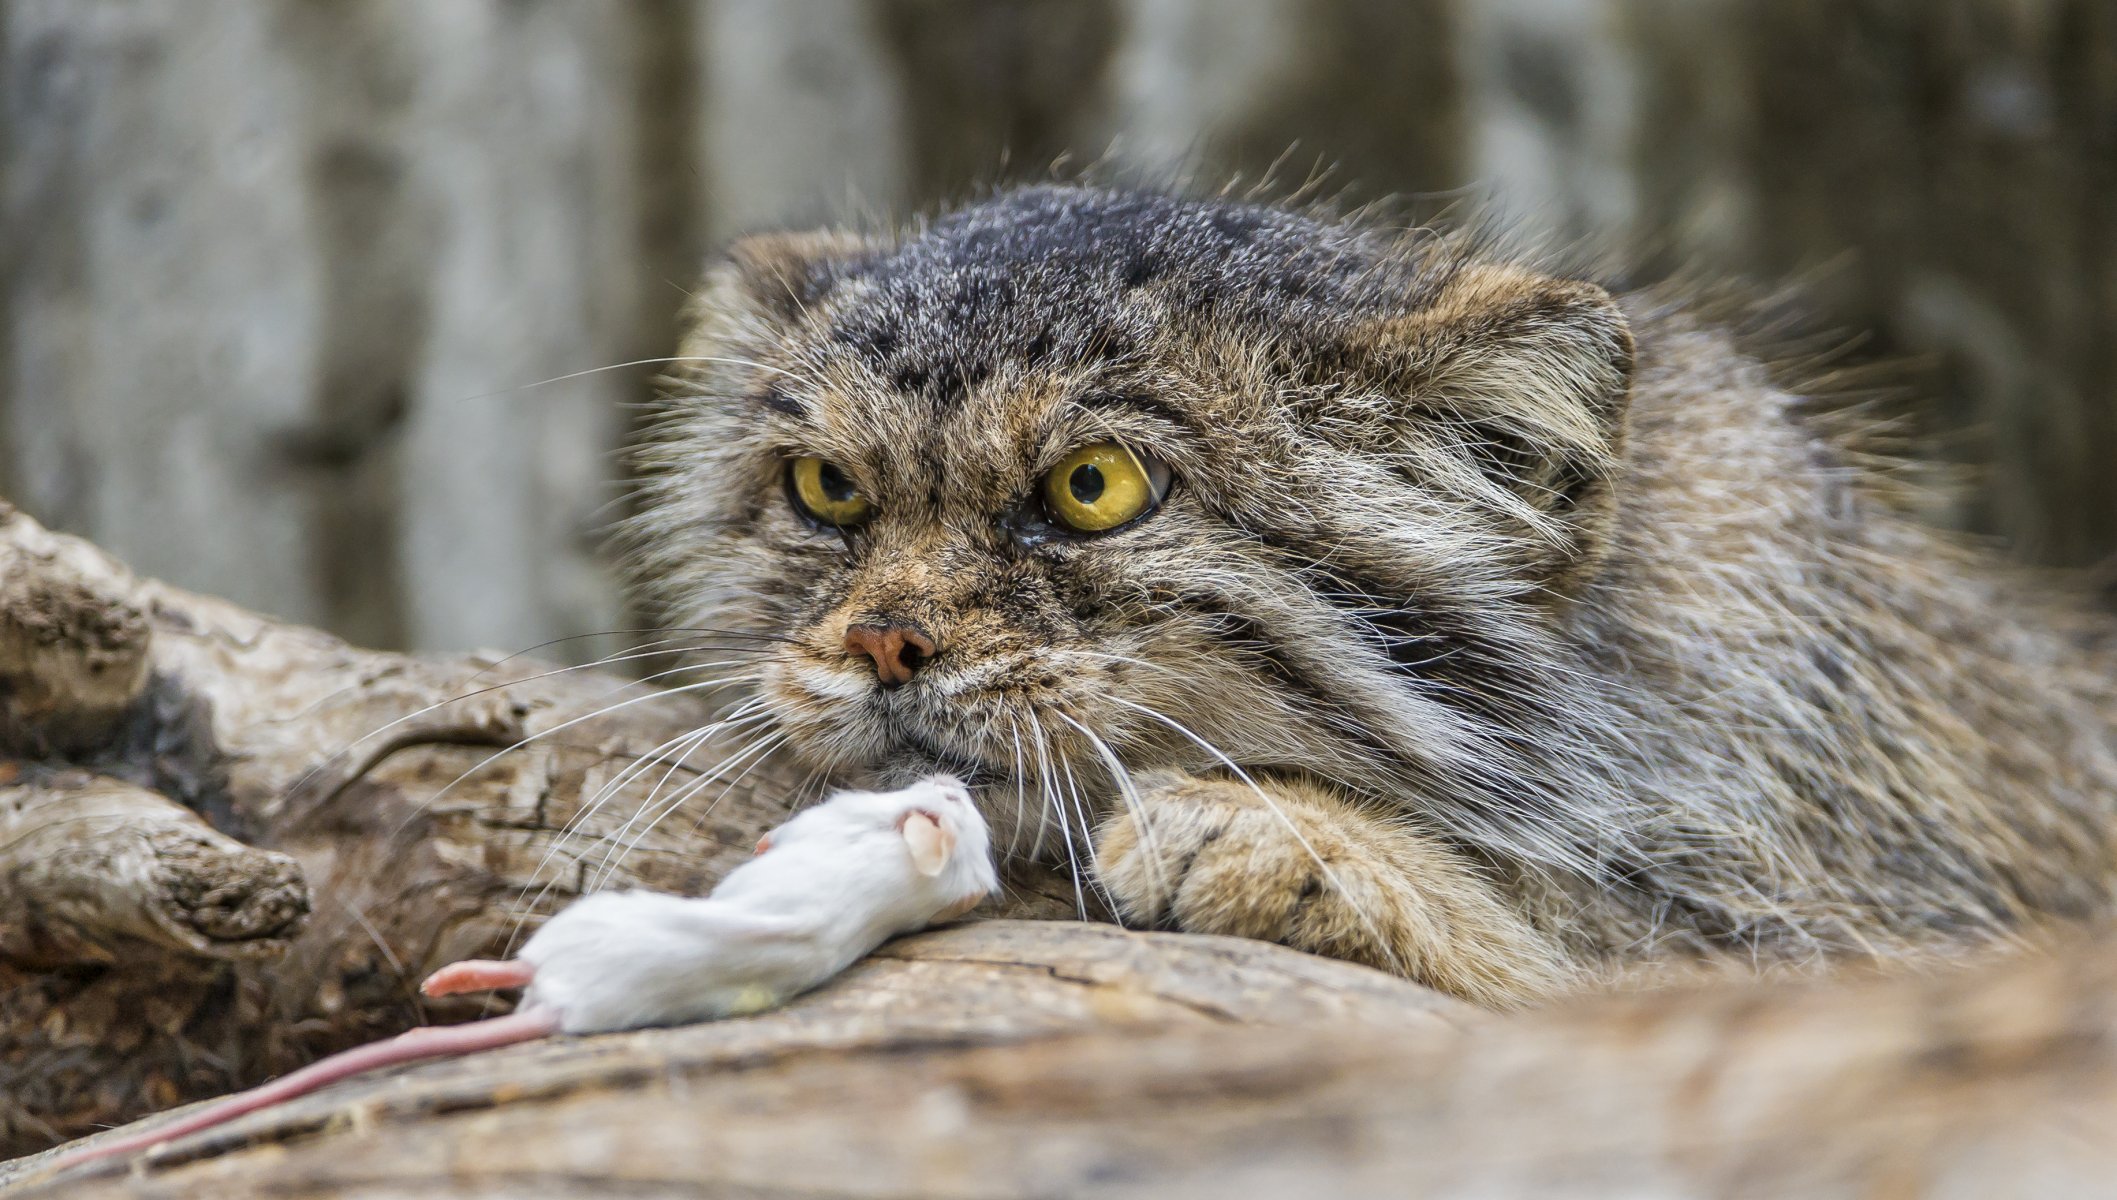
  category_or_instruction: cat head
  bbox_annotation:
[628,185,1633,859]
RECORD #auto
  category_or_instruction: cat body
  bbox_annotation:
[627,185,2117,1006]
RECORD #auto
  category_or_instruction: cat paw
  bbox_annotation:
[1092,772,1400,970]
[1092,772,1568,1006]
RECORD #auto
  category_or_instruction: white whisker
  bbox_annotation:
[1026,711,1087,920]
[503,701,774,951]
[459,354,824,403]
[285,635,769,801]
[413,668,762,822]
[589,726,790,893]
[1056,710,1167,922]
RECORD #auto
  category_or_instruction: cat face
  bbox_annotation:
[629,186,1632,858]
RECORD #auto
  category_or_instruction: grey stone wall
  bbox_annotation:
[5,0,2112,655]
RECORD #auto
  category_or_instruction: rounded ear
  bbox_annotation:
[672,230,884,415]
[899,809,954,877]
[695,229,882,328]
[1358,262,1635,581]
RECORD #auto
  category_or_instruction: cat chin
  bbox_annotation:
[877,730,1005,790]
[769,707,1007,792]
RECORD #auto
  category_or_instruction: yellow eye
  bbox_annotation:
[1042,442,1168,533]
[788,457,873,527]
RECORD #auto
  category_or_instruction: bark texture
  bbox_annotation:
[4,503,2117,1197]
[0,499,1084,1158]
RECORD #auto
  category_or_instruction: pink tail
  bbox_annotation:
[50,1009,560,1173]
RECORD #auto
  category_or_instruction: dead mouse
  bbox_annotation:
[52,774,996,1171]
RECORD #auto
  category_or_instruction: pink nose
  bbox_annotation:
[843,622,936,688]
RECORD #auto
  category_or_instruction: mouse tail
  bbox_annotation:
[47,1009,561,1175]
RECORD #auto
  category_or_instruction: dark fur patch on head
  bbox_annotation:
[820,186,1419,406]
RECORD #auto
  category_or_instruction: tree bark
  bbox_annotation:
[3,500,2115,1197]
[0,498,1079,1160]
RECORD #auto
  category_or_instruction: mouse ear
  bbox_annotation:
[899,809,954,877]
[754,834,774,856]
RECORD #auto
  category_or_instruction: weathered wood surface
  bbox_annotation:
[7,502,2117,1197]
[0,499,1068,1159]
[7,925,2115,1197]
[1,921,1475,1196]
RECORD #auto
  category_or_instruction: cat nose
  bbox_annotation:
[842,621,937,688]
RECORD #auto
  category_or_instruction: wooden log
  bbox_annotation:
[6,923,2113,1197]
[0,499,151,756]
[0,500,1081,1157]
[0,768,306,962]
[3,500,2115,1197]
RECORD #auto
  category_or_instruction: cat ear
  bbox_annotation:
[899,809,954,877]
[703,229,881,326]
[1361,262,1634,575]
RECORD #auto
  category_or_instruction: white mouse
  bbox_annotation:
[454,771,999,1032]
[53,775,996,1171]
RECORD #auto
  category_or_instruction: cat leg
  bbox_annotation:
[1093,770,1570,1008]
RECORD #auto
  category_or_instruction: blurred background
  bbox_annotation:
[3,1,2113,659]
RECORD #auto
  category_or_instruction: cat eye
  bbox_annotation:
[1041,442,1171,534]
[787,456,873,527]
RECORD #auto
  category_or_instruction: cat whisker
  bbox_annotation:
[1003,715,1032,862]
[561,708,773,897]
[1054,711,1169,922]
[520,735,739,937]
[285,634,773,801]
[511,725,721,928]
[532,701,766,886]
[1054,648,1184,678]
[1054,744,1122,920]
[332,892,415,1011]
[592,709,760,856]
[460,354,825,404]
[458,626,793,687]
[502,696,772,948]
[404,666,766,864]
[455,663,756,783]
[583,702,785,889]
[1025,711,1087,920]
[358,660,765,903]
[589,727,791,894]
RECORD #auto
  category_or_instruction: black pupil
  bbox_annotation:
[1068,463,1106,505]
[817,463,856,503]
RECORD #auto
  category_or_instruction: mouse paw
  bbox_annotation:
[422,958,536,997]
